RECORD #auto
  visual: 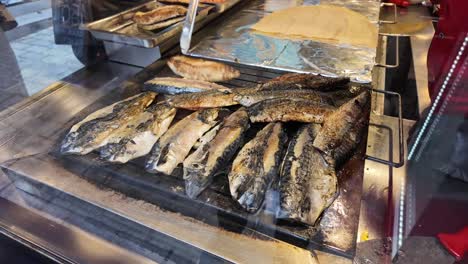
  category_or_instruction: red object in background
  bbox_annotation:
[427,0,468,114]
[386,0,410,7]
[438,227,468,261]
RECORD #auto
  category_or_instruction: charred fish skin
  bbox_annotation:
[228,122,287,213]
[60,92,156,155]
[167,55,240,82]
[313,91,370,164]
[100,104,176,163]
[183,108,250,198]
[257,73,350,92]
[329,83,371,107]
[247,98,335,123]
[167,90,238,110]
[137,16,184,31]
[233,89,334,107]
[133,5,187,25]
[145,108,227,175]
[144,77,231,95]
[278,124,338,226]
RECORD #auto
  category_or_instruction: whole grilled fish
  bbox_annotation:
[61,92,156,155]
[233,89,334,107]
[184,108,250,198]
[137,16,184,31]
[167,90,238,110]
[278,124,338,226]
[313,91,370,164]
[99,103,176,163]
[229,122,287,212]
[133,5,187,25]
[144,77,231,94]
[248,98,335,123]
[146,108,227,175]
[256,73,349,92]
[167,55,240,82]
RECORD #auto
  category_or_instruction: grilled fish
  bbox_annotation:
[61,92,156,155]
[137,16,184,31]
[329,83,371,106]
[278,124,338,226]
[133,5,187,25]
[167,90,238,110]
[256,73,349,92]
[184,108,250,198]
[144,77,231,95]
[167,55,240,82]
[248,98,335,123]
[146,108,226,175]
[313,91,370,164]
[99,103,176,163]
[233,89,334,107]
[193,123,221,150]
[229,122,287,212]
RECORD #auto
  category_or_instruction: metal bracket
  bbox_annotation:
[366,89,405,168]
[180,0,200,54]
[375,33,400,68]
[379,2,397,24]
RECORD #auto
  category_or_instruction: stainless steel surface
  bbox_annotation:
[379,5,434,116]
[187,0,381,83]
[83,1,213,48]
[0,197,154,264]
[181,0,200,54]
[375,34,400,68]
[366,89,404,168]
[104,41,162,67]
[357,115,414,259]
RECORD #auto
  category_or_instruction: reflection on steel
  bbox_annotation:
[188,0,380,83]
[366,89,404,168]
[408,34,468,160]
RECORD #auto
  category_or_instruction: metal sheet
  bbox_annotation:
[187,0,381,82]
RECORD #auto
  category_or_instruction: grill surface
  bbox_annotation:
[52,61,368,258]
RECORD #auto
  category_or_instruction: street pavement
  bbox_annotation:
[1,26,83,111]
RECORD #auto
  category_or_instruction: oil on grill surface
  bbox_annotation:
[52,62,368,258]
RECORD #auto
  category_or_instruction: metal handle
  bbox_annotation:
[379,2,397,24]
[365,89,405,168]
[180,0,200,54]
[375,34,400,68]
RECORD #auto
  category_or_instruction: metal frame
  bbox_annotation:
[366,89,405,168]
[375,34,400,68]
[379,2,397,24]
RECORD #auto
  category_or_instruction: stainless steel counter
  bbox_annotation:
[0,3,435,264]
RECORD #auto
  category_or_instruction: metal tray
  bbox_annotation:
[49,62,370,258]
[82,1,215,48]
